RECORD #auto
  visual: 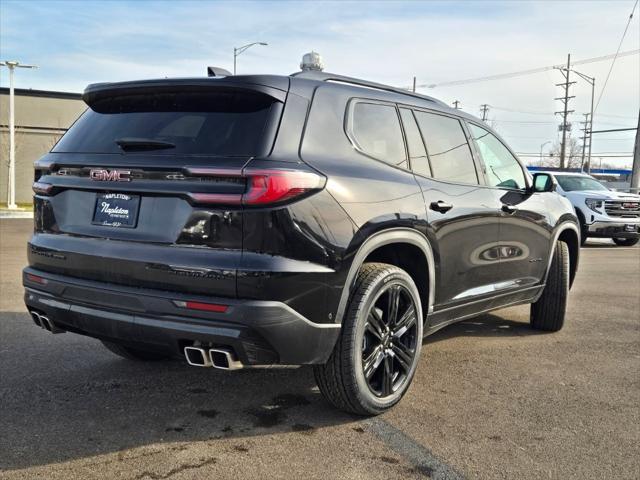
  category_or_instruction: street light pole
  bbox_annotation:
[1,60,38,209]
[232,42,268,75]
[539,141,551,166]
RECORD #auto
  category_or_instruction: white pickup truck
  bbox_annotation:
[543,172,640,247]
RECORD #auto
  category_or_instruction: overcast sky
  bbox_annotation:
[1,0,638,166]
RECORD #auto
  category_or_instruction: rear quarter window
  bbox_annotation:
[347,101,407,168]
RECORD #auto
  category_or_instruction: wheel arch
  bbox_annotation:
[335,228,435,325]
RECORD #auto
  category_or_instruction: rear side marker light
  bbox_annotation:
[26,273,48,285]
[186,168,326,206]
[174,300,229,313]
[32,182,53,195]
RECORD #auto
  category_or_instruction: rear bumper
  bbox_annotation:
[586,221,640,238]
[23,268,340,365]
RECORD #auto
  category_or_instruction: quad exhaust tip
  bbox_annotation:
[29,310,65,334]
[184,346,213,367]
[30,311,43,328]
[209,348,243,370]
[183,346,244,370]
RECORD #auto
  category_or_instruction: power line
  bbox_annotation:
[490,105,637,119]
[518,151,634,154]
[494,120,557,124]
[492,119,633,127]
[410,49,639,89]
[597,113,639,119]
[591,127,637,133]
[490,106,553,116]
[595,0,639,112]
[502,135,633,141]
[517,153,632,158]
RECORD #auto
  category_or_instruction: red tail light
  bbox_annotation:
[186,168,326,206]
[32,182,53,195]
[26,273,48,285]
[242,169,325,205]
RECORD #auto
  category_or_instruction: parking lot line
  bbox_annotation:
[366,417,464,480]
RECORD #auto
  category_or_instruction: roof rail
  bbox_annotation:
[291,70,448,107]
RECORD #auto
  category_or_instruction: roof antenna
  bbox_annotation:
[207,66,233,77]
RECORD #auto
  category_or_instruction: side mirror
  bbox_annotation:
[531,173,556,193]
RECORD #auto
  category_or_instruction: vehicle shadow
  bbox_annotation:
[423,312,544,345]
[0,312,357,471]
[2,310,539,471]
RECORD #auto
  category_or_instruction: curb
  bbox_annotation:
[0,210,34,219]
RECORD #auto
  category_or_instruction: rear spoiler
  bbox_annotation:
[83,76,290,107]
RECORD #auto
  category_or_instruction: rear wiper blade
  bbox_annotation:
[116,137,176,151]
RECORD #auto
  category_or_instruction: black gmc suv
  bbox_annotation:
[24,71,580,415]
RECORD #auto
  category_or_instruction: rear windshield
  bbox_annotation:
[53,90,278,156]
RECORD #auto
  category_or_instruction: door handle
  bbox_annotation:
[502,204,517,214]
[430,200,453,213]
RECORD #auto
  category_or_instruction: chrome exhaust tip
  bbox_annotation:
[184,346,213,367]
[28,310,65,333]
[209,348,243,370]
[40,315,65,334]
[30,311,43,328]
[40,315,53,332]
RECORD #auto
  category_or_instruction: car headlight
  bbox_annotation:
[585,198,603,213]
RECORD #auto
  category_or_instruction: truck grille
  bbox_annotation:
[604,200,640,218]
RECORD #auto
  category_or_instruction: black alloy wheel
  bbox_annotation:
[361,283,419,397]
[314,263,423,415]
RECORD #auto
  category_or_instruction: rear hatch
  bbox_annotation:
[29,77,288,296]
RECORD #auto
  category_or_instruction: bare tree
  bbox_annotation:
[0,129,26,168]
[546,136,583,169]
[0,129,27,203]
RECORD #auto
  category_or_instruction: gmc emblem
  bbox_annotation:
[622,202,638,209]
[89,169,131,182]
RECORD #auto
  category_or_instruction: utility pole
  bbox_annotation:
[630,109,640,194]
[412,76,416,93]
[554,54,575,170]
[480,104,490,122]
[452,100,461,110]
[0,60,38,209]
[579,113,590,171]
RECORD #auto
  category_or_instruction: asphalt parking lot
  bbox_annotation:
[1,218,638,480]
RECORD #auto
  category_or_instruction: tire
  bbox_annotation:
[530,240,569,332]
[575,210,588,246]
[579,227,588,246]
[101,340,169,361]
[612,237,639,247]
[314,262,423,415]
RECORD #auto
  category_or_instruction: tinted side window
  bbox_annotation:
[399,108,431,177]
[469,124,526,190]
[350,102,407,168]
[414,111,478,184]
